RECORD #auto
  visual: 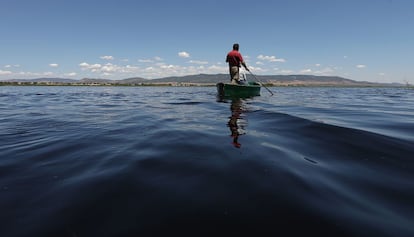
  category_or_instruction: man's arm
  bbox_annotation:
[241,61,249,71]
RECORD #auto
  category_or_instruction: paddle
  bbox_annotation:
[247,70,274,96]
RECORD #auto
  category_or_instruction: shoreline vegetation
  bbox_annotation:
[1,81,409,88]
[0,74,410,88]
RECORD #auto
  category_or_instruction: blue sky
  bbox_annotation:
[1,0,413,83]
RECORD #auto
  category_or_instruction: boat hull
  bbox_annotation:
[216,82,261,98]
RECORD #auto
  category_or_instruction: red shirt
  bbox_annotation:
[226,50,244,67]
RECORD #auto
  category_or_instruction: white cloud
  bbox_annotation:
[280,70,293,74]
[100,55,114,60]
[356,64,366,69]
[79,62,102,72]
[300,69,312,74]
[178,51,190,58]
[65,72,77,77]
[130,62,227,79]
[101,63,118,73]
[49,63,59,68]
[139,57,163,63]
[4,65,20,68]
[188,60,208,65]
[257,54,286,63]
[207,65,227,73]
[125,65,139,70]
[138,59,154,63]
[79,61,143,77]
[160,64,176,69]
[314,67,335,75]
[0,70,12,75]
[315,64,321,67]
[145,67,155,71]
[247,66,266,73]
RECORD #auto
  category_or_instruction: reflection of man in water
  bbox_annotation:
[228,99,245,148]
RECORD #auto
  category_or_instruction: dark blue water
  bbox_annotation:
[1,86,413,237]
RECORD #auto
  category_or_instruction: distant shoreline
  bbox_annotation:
[0,73,408,88]
[0,81,410,88]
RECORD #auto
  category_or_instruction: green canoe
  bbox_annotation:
[217,81,261,98]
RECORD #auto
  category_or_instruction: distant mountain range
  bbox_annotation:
[1,74,402,86]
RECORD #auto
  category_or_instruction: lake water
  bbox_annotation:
[1,86,413,237]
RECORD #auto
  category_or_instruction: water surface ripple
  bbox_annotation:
[0,86,413,236]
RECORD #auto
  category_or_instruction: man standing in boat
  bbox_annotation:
[226,43,249,84]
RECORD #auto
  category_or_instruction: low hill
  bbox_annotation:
[121,74,384,86]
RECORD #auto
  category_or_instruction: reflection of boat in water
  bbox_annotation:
[227,99,247,148]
